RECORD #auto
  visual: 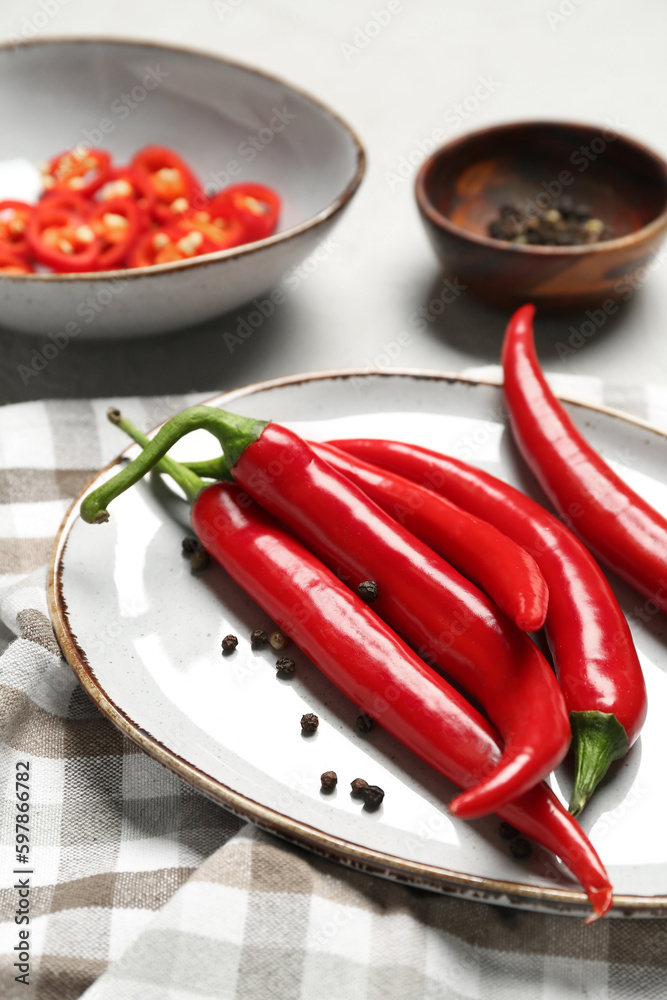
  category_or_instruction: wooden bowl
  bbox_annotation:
[415,120,667,311]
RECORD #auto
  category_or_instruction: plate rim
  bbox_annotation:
[47,367,667,918]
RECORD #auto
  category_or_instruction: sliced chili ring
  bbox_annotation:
[207,183,280,242]
[171,209,246,251]
[130,145,204,223]
[127,223,217,268]
[26,203,101,273]
[89,197,142,270]
[96,167,156,230]
[0,246,34,274]
[39,190,92,220]
[0,200,34,260]
[42,147,111,198]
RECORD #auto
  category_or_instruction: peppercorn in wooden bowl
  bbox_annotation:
[0,38,365,337]
[415,120,667,311]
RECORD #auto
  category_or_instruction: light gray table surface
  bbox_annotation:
[1,0,667,405]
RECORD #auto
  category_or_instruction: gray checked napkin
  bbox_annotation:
[2,383,667,1000]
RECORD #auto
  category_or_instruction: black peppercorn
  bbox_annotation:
[276,656,295,676]
[269,631,288,650]
[250,629,269,649]
[320,771,337,791]
[356,713,373,733]
[357,580,379,603]
[362,785,385,810]
[221,634,238,655]
[300,713,319,733]
[498,822,519,840]
[189,544,209,571]
[509,837,533,860]
[181,536,198,554]
[350,778,368,796]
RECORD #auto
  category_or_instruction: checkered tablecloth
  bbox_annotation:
[2,383,667,1000]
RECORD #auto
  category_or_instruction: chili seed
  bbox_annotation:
[357,580,379,603]
[320,771,338,791]
[356,713,373,733]
[269,630,288,650]
[190,544,209,571]
[509,837,533,860]
[362,785,385,810]
[221,634,238,655]
[350,778,368,796]
[276,656,295,676]
[300,713,319,733]
[182,536,199,555]
[250,629,269,649]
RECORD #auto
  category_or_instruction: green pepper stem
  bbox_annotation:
[81,405,267,523]
[184,456,231,479]
[107,408,206,504]
[568,710,629,816]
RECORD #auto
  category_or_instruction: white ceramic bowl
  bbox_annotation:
[0,38,365,338]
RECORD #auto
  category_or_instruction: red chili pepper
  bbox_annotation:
[95,166,157,228]
[89,197,141,270]
[127,224,218,268]
[83,406,570,818]
[502,303,667,616]
[80,436,613,921]
[207,182,280,242]
[131,145,204,223]
[330,437,647,816]
[26,203,101,273]
[0,201,33,260]
[39,190,92,217]
[310,440,549,631]
[171,210,246,251]
[0,246,34,274]
[42,147,111,198]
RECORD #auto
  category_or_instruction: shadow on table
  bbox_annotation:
[1,294,300,405]
[410,272,641,367]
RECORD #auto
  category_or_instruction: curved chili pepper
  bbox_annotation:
[502,303,667,616]
[0,200,33,261]
[79,406,570,820]
[331,437,647,816]
[309,440,549,631]
[80,425,612,920]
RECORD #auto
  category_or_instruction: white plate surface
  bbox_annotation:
[49,371,667,918]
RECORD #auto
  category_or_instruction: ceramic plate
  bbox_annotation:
[48,371,667,918]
